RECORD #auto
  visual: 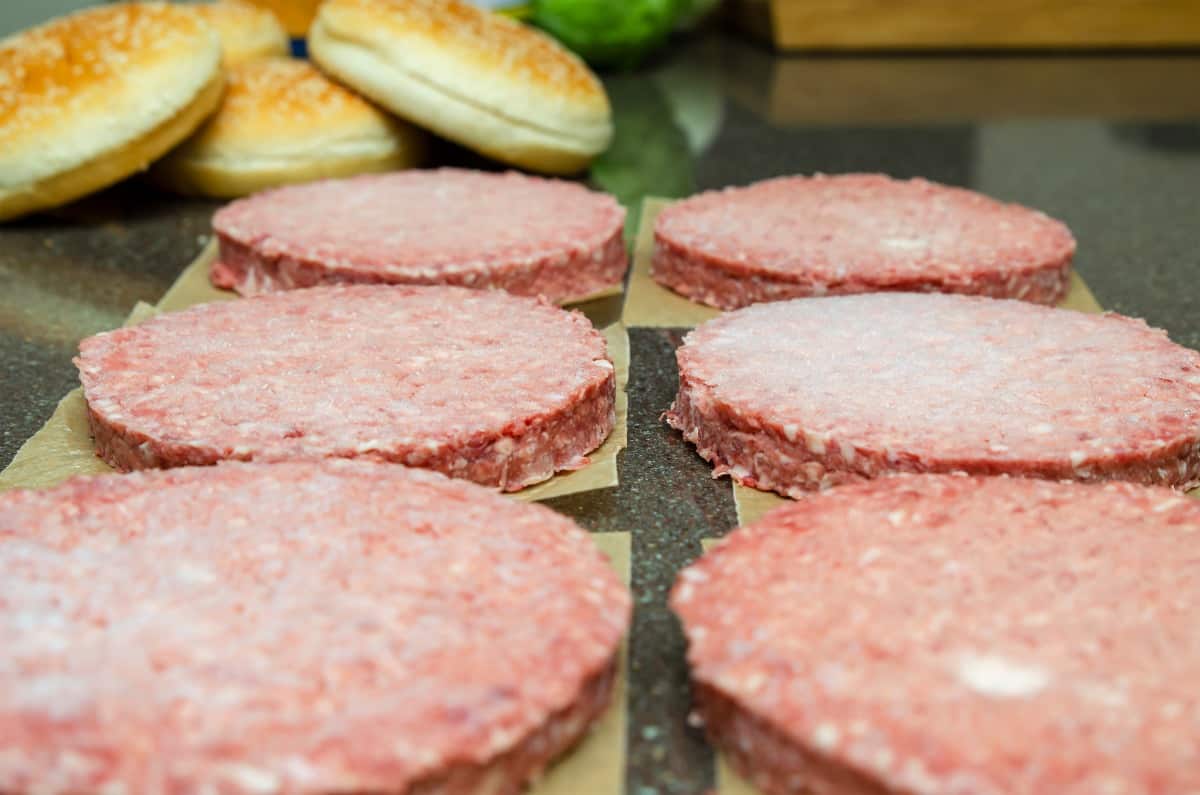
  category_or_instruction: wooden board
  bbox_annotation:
[729,0,1200,50]
[719,51,1200,126]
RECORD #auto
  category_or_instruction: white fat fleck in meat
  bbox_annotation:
[838,440,856,465]
[1076,682,1128,708]
[805,431,827,455]
[881,237,928,250]
[811,722,840,751]
[174,562,218,585]
[222,765,280,794]
[858,547,883,567]
[955,653,1050,698]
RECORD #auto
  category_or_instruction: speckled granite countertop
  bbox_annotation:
[3,32,1200,795]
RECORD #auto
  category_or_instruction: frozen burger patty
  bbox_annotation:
[77,285,616,491]
[211,169,626,303]
[672,474,1200,795]
[667,292,1200,496]
[0,460,630,795]
[652,173,1075,309]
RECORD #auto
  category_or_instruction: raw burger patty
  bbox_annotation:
[1,460,630,795]
[666,292,1200,496]
[652,173,1076,309]
[211,168,627,302]
[672,475,1200,795]
[77,285,615,490]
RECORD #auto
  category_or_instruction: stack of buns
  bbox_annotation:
[0,0,613,219]
[0,3,224,221]
[309,0,613,175]
[150,57,427,198]
[191,0,289,64]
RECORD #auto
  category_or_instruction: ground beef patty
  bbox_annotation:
[0,461,629,795]
[666,293,1200,496]
[211,168,627,302]
[77,285,615,490]
[672,474,1200,795]
[652,173,1075,309]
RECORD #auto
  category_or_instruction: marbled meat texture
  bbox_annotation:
[666,292,1200,496]
[77,285,616,491]
[652,174,1075,309]
[212,169,627,303]
[1,460,630,795]
[672,474,1200,795]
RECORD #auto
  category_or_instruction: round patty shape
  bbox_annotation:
[211,169,627,302]
[1,460,630,795]
[672,475,1200,795]
[666,293,1200,496]
[652,173,1076,309]
[76,285,615,491]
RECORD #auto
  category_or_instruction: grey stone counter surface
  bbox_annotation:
[3,28,1200,795]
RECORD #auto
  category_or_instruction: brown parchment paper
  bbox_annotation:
[161,240,626,327]
[1,245,628,500]
[0,302,158,491]
[622,198,723,328]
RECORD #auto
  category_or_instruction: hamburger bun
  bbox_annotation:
[151,58,427,199]
[191,1,289,65]
[309,0,612,175]
[0,3,224,222]
[236,0,322,37]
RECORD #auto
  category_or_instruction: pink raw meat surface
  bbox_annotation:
[212,169,627,302]
[77,285,615,490]
[667,292,1200,496]
[673,474,1200,795]
[653,173,1075,309]
[0,460,630,795]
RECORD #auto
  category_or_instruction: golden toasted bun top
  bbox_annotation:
[191,1,289,64]
[0,2,222,188]
[315,0,610,126]
[170,58,420,162]
[242,0,321,37]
